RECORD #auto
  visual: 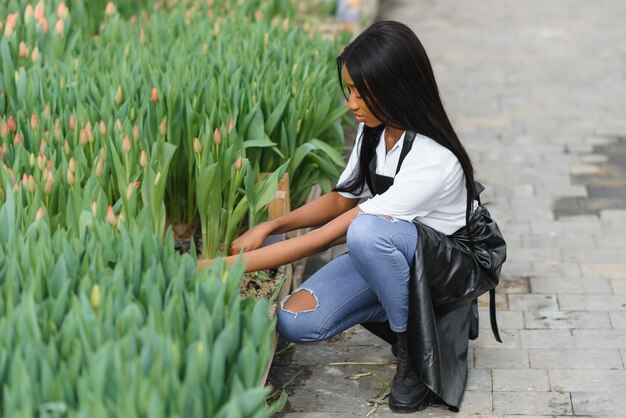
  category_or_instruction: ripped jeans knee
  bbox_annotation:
[276,287,325,343]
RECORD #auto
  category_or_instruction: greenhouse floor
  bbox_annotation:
[269,0,626,416]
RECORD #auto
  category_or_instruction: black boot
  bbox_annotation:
[389,332,434,413]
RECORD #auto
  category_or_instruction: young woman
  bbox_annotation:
[199,20,505,413]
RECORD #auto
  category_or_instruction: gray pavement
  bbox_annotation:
[269,1,626,416]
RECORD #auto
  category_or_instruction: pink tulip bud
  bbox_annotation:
[37,16,48,34]
[44,176,53,195]
[42,105,51,120]
[40,139,45,154]
[106,206,116,226]
[228,118,235,133]
[3,23,13,39]
[100,147,107,161]
[98,120,107,137]
[126,182,135,200]
[55,19,64,35]
[36,207,44,220]
[105,2,117,16]
[57,2,69,19]
[139,28,145,44]
[96,160,103,177]
[69,115,76,131]
[193,137,202,154]
[63,140,70,155]
[235,155,243,170]
[29,153,36,168]
[85,121,92,134]
[80,129,88,145]
[159,120,166,136]
[13,183,18,192]
[255,9,263,21]
[30,114,39,130]
[114,119,122,131]
[66,167,74,186]
[213,128,222,144]
[122,134,131,153]
[1,123,7,139]
[28,175,36,193]
[132,125,139,141]
[68,157,76,173]
[35,1,45,20]
[8,116,16,133]
[19,42,28,59]
[14,134,22,145]
[53,126,60,141]
[140,150,148,167]
[151,87,158,104]
[22,173,28,187]
[115,86,123,106]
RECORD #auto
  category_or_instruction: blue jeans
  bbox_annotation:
[277,214,418,343]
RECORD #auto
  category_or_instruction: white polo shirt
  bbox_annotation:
[337,123,470,235]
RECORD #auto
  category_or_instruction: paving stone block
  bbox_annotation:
[472,329,520,349]
[611,279,626,294]
[479,309,524,330]
[562,248,626,263]
[529,277,612,294]
[558,294,626,311]
[507,247,561,263]
[571,392,626,416]
[530,277,613,295]
[573,330,626,349]
[493,369,549,391]
[508,294,559,311]
[610,312,626,329]
[524,310,612,330]
[498,276,530,294]
[457,390,493,415]
[531,261,583,278]
[529,349,623,370]
[549,370,626,392]
[520,330,574,349]
[493,392,572,415]
[580,263,626,279]
[474,348,529,369]
[466,368,492,391]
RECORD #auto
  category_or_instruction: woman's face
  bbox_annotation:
[342,66,383,128]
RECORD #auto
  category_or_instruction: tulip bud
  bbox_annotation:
[38,154,46,171]
[56,19,64,35]
[29,115,39,130]
[25,5,34,23]
[106,206,116,226]
[132,125,139,141]
[57,3,69,19]
[66,167,74,186]
[99,120,107,137]
[14,134,22,145]
[228,118,235,133]
[140,150,148,167]
[35,1,45,20]
[105,1,116,16]
[31,47,40,63]
[1,123,7,139]
[100,147,107,161]
[114,118,122,131]
[122,134,131,153]
[22,173,28,188]
[69,114,76,131]
[95,160,103,177]
[85,120,92,134]
[54,126,61,141]
[28,175,36,193]
[193,137,202,154]
[213,21,220,37]
[151,87,158,104]
[126,183,135,200]
[63,140,70,155]
[44,176,53,195]
[255,9,263,21]
[80,128,88,145]
[90,284,101,311]
[139,28,145,44]
[159,120,166,136]
[235,155,243,170]
[68,157,76,173]
[29,153,36,168]
[19,42,29,59]
[115,86,122,106]
[40,139,45,154]
[213,128,222,144]
[36,207,44,220]
[3,23,13,39]
[8,116,16,133]
[38,16,48,34]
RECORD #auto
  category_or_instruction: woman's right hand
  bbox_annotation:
[230,222,274,255]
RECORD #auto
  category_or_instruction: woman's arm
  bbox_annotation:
[230,191,359,253]
[199,206,361,272]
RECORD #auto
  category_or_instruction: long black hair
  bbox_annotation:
[334,20,476,230]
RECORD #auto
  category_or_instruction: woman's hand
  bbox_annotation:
[230,222,274,255]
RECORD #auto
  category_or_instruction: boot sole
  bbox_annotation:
[388,389,433,413]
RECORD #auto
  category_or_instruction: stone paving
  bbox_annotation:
[269,0,626,416]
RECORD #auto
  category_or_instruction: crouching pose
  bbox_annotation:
[199,20,506,413]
